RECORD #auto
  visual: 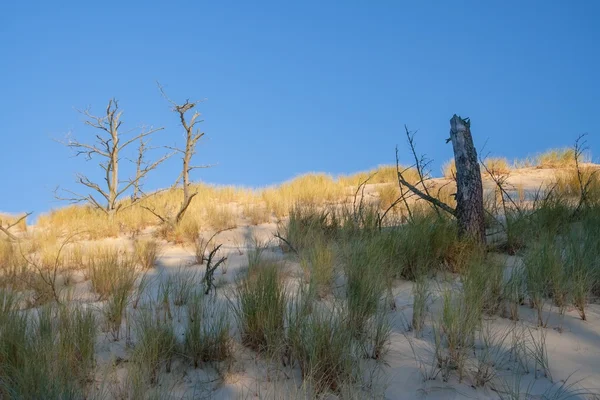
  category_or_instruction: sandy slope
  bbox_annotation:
[77,224,600,399]
[12,166,600,399]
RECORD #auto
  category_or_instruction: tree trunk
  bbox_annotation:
[448,115,485,244]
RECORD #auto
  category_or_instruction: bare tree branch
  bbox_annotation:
[157,82,211,226]
[395,128,455,217]
[57,98,168,218]
[0,212,31,240]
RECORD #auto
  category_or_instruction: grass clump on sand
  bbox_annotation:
[134,238,161,269]
[287,303,360,394]
[0,298,97,399]
[233,260,287,356]
[184,291,231,368]
[87,245,138,301]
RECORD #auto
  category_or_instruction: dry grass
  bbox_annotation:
[444,157,511,179]
[134,238,161,269]
[482,157,511,175]
[86,245,138,300]
[0,212,28,232]
[204,204,238,231]
[242,202,271,225]
[555,165,600,200]
[534,148,583,168]
[442,159,456,179]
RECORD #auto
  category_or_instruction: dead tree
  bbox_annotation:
[396,115,486,244]
[157,83,212,225]
[132,138,148,202]
[57,99,169,219]
[447,115,485,243]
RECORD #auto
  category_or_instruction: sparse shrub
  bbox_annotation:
[205,204,237,231]
[471,323,512,387]
[299,239,335,297]
[503,266,525,321]
[102,276,136,340]
[243,203,271,225]
[0,301,97,399]
[434,287,481,382]
[367,305,392,360]
[131,305,177,385]
[171,267,199,306]
[281,205,338,252]
[555,165,600,201]
[340,237,387,336]
[535,148,583,169]
[0,240,22,287]
[395,212,461,279]
[375,184,400,214]
[134,238,161,269]
[56,304,97,382]
[563,227,597,321]
[483,157,511,175]
[87,246,137,300]
[233,261,287,355]
[523,234,556,327]
[184,291,231,368]
[287,304,359,393]
[411,274,430,336]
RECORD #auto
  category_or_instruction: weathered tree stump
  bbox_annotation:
[448,115,485,244]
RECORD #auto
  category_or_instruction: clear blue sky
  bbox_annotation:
[1,1,598,217]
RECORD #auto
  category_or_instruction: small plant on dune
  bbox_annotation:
[134,238,161,269]
[299,239,335,298]
[0,301,98,398]
[170,267,199,306]
[527,327,552,381]
[434,283,483,383]
[102,276,136,340]
[472,323,513,388]
[484,258,505,316]
[535,147,584,169]
[411,273,430,337]
[245,235,270,270]
[340,236,388,337]
[278,204,338,253]
[523,234,557,327]
[132,271,153,309]
[555,165,600,200]
[65,243,84,270]
[193,235,207,265]
[563,227,596,321]
[87,246,138,300]
[366,305,392,360]
[482,157,511,175]
[243,202,271,225]
[20,232,81,305]
[56,304,98,383]
[184,291,231,368]
[375,184,401,213]
[395,212,460,280]
[232,261,287,355]
[287,304,360,394]
[205,204,237,231]
[503,267,525,321]
[0,239,23,287]
[131,305,178,385]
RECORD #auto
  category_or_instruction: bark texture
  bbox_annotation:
[448,115,485,244]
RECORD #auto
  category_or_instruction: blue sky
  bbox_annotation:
[1,1,598,217]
